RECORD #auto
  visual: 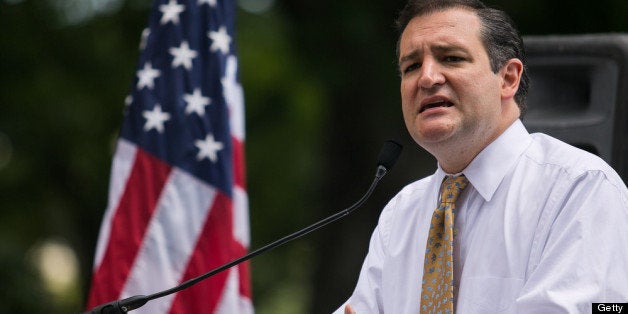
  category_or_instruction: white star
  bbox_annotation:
[169,41,198,70]
[142,105,171,133]
[184,88,211,116]
[198,0,216,6]
[159,0,185,25]
[137,62,161,89]
[194,134,224,162]
[139,28,150,50]
[208,26,231,54]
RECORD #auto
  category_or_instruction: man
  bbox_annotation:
[336,0,628,313]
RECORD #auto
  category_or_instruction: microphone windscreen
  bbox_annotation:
[377,140,403,171]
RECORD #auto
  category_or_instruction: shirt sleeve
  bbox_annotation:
[516,170,628,312]
[332,197,398,314]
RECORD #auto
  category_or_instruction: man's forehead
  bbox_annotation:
[399,9,482,52]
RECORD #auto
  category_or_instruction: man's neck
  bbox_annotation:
[434,113,520,174]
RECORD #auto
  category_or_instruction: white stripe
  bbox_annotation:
[215,267,255,314]
[93,139,137,270]
[233,186,250,247]
[238,295,255,314]
[120,167,217,313]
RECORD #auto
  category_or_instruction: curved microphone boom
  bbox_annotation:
[83,140,402,314]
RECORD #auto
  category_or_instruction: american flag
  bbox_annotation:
[86,0,252,312]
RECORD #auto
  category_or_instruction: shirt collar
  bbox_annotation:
[436,119,532,202]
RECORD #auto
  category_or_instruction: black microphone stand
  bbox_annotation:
[83,140,402,314]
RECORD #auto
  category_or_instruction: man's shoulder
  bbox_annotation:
[525,132,623,185]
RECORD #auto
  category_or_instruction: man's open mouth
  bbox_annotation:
[419,101,454,113]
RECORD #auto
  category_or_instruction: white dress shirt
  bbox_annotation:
[334,120,628,313]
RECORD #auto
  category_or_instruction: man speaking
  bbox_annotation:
[336,0,628,313]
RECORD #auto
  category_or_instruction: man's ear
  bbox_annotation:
[500,58,523,101]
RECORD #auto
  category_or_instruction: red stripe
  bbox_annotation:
[231,136,252,300]
[232,137,246,189]
[86,148,171,308]
[236,244,251,299]
[168,192,237,313]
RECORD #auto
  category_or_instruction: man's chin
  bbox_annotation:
[415,124,457,144]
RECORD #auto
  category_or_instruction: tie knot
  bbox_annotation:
[440,175,469,203]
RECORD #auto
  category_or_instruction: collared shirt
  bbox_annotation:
[334,120,628,313]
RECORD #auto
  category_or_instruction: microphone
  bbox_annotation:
[377,139,403,176]
[83,140,402,314]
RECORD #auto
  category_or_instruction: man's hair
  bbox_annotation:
[395,0,529,113]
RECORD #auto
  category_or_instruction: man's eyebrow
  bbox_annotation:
[399,50,421,66]
[432,44,468,54]
[398,45,469,65]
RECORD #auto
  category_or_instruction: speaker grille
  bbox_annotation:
[522,34,627,182]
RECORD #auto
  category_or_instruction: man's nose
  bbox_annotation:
[418,58,445,89]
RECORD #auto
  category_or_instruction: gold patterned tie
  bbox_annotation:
[420,175,469,313]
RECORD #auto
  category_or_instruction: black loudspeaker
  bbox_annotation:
[522,34,628,183]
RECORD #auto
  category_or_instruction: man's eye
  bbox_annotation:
[403,63,420,74]
[444,56,464,62]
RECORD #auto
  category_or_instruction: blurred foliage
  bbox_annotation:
[0,0,626,313]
